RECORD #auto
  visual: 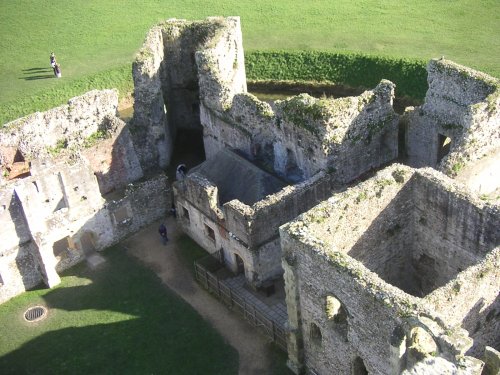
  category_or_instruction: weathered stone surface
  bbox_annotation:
[0,90,119,160]
[406,59,500,195]
[280,163,497,374]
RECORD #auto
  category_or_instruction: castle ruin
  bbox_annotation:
[1,16,499,375]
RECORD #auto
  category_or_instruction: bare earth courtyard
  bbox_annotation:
[123,217,276,375]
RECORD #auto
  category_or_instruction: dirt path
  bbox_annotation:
[122,216,274,375]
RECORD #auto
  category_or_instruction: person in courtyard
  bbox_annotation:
[176,164,187,180]
[158,223,168,245]
[50,52,56,68]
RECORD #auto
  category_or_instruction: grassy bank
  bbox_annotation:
[0,0,498,124]
[0,247,238,375]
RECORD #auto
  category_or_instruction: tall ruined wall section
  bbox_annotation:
[132,25,169,169]
[406,59,500,194]
[132,17,246,170]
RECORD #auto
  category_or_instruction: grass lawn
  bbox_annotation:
[0,246,239,375]
[0,0,498,124]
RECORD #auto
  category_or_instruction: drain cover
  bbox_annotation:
[24,306,47,322]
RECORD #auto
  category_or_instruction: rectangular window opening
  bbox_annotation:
[205,224,215,242]
[182,206,190,224]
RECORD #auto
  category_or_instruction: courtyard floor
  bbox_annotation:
[122,215,290,375]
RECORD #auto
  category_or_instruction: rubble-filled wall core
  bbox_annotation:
[280,164,499,374]
[406,59,500,195]
[0,90,170,304]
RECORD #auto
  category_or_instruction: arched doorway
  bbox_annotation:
[234,253,245,275]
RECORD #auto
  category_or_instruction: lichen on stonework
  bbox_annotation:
[276,94,355,137]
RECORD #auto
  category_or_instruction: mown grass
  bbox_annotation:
[0,247,238,375]
[0,0,498,124]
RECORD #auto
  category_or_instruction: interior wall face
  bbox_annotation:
[411,174,497,294]
[346,184,418,295]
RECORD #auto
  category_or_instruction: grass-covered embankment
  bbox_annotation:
[0,247,238,375]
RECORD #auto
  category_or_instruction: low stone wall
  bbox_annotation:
[0,90,118,161]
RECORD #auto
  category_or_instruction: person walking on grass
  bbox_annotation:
[54,63,61,78]
[50,52,56,68]
[159,223,168,245]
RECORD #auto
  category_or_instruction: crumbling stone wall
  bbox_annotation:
[280,164,496,374]
[132,16,246,170]
[199,46,399,183]
[0,90,118,161]
[0,88,170,304]
[0,90,144,194]
[406,59,500,194]
[174,165,334,285]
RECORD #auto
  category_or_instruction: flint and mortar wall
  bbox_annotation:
[132,16,246,170]
[280,164,498,374]
[410,170,499,294]
[280,226,481,375]
[0,90,118,161]
[174,170,335,284]
[201,80,399,184]
[406,59,500,194]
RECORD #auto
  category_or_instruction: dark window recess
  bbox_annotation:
[182,206,190,223]
[205,224,215,241]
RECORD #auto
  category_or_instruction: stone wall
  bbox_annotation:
[174,169,336,285]
[0,90,118,161]
[280,164,494,374]
[132,16,246,170]
[406,59,500,194]
[200,79,399,184]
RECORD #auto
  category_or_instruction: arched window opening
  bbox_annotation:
[326,295,348,340]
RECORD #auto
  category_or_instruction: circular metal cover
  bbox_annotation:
[24,306,47,322]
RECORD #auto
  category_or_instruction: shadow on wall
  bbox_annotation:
[463,293,500,356]
[0,248,238,374]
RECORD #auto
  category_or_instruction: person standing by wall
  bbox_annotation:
[158,223,168,245]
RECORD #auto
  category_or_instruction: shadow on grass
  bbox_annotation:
[21,67,54,80]
[22,74,54,80]
[22,67,51,72]
[0,247,238,375]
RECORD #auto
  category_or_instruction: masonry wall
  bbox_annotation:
[280,230,482,374]
[174,171,336,285]
[0,242,41,304]
[406,59,500,194]
[410,171,499,294]
[424,248,500,357]
[201,80,399,184]
[174,185,255,281]
[81,117,143,194]
[0,90,118,161]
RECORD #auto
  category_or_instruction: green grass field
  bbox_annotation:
[0,246,239,374]
[0,0,498,124]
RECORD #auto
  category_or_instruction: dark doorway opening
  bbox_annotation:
[169,128,206,180]
[352,356,368,375]
[235,253,245,274]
